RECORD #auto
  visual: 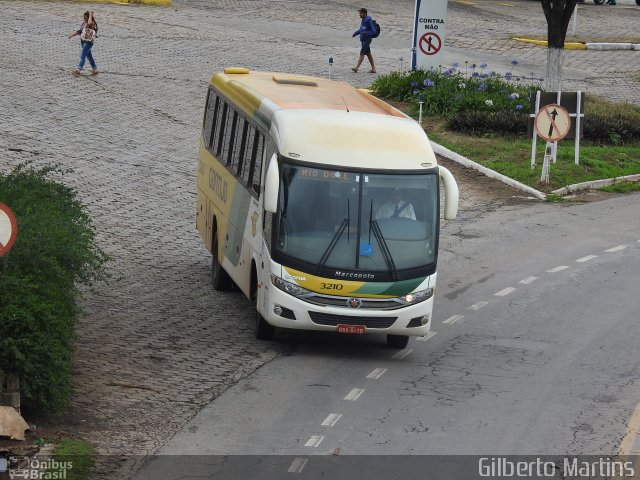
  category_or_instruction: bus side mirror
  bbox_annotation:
[264,154,279,213]
[439,165,459,220]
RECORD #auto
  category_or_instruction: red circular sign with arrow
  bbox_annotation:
[0,203,18,257]
[419,32,442,56]
[534,104,571,142]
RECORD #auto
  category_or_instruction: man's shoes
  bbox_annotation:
[369,70,377,73]
[71,69,81,76]
[90,70,98,76]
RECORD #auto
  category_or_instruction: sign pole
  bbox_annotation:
[531,90,541,170]
[541,142,552,184]
[554,91,562,164]
[575,91,582,165]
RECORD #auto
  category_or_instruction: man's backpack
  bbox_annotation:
[371,19,381,38]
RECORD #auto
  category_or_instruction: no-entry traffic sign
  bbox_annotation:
[0,203,18,257]
[534,104,571,142]
[419,32,442,56]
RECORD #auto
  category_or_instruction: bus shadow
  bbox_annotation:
[273,329,404,360]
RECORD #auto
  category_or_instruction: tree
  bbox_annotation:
[540,0,578,91]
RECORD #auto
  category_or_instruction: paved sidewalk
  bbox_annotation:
[0,1,638,478]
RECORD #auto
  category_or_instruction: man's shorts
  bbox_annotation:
[360,38,372,55]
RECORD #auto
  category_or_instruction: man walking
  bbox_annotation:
[351,8,376,73]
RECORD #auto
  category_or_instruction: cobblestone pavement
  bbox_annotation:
[0,0,637,478]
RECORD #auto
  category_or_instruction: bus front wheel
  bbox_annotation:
[212,233,233,291]
[387,334,409,349]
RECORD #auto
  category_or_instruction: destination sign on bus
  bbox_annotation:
[300,168,353,181]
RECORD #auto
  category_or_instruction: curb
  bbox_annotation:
[71,0,171,5]
[551,174,640,195]
[585,42,640,50]
[430,141,548,200]
[513,37,640,51]
[512,37,586,50]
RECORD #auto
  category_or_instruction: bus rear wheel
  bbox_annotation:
[387,334,409,349]
[212,233,232,291]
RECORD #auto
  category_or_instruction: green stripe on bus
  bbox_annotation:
[353,277,426,296]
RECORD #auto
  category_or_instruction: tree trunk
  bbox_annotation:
[546,47,565,92]
[540,0,577,92]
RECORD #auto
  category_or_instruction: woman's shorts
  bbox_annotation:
[360,38,372,55]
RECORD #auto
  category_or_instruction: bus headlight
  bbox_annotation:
[270,274,312,298]
[401,288,433,305]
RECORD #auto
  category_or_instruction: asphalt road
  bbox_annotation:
[135,194,640,478]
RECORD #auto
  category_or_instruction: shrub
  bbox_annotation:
[0,163,107,414]
[370,67,539,117]
[447,110,528,135]
[582,114,640,145]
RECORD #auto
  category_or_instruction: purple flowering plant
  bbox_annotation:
[370,61,539,118]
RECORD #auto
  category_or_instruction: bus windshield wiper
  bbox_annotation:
[369,217,397,281]
[316,199,350,274]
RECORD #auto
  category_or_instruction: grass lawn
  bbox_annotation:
[420,116,640,193]
[49,439,93,480]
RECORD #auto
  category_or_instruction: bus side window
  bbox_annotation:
[226,109,239,168]
[252,132,264,195]
[214,102,228,160]
[235,119,249,180]
[243,125,256,189]
[202,89,214,147]
[208,95,221,151]
[222,107,236,166]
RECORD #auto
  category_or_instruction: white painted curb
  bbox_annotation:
[430,141,547,200]
[585,43,634,50]
[551,174,640,195]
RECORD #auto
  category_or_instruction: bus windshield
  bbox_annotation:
[274,163,439,279]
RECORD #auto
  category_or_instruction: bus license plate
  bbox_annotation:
[337,324,366,334]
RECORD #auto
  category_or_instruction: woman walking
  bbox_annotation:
[69,11,98,76]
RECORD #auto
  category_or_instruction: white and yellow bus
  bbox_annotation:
[196,68,458,348]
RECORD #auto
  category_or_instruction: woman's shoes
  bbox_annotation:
[369,70,377,73]
[351,67,358,73]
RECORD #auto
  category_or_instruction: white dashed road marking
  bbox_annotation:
[392,349,413,360]
[305,436,324,447]
[494,287,515,297]
[366,368,387,379]
[321,413,342,427]
[416,331,438,341]
[443,315,464,325]
[288,458,309,473]
[519,276,538,285]
[605,245,627,253]
[344,388,365,401]
[469,301,489,311]
[576,255,598,263]
[547,265,569,273]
